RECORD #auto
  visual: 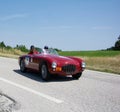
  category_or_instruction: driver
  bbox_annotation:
[28,45,39,54]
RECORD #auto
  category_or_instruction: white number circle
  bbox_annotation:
[25,57,30,65]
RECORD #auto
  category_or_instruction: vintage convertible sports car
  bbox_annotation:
[19,48,85,81]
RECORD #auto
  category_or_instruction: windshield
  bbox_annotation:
[38,48,59,55]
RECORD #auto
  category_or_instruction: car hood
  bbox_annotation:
[44,54,80,65]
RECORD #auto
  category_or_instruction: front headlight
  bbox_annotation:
[52,62,57,68]
[82,62,86,68]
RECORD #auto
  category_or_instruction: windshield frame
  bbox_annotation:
[39,48,59,55]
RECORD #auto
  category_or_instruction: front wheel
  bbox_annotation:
[72,73,82,79]
[20,59,26,72]
[40,63,50,81]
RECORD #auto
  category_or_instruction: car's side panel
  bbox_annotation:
[29,56,40,70]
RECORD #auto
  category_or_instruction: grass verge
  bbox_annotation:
[80,56,120,74]
[0,53,19,59]
[0,48,26,59]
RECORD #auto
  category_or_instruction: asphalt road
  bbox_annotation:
[0,57,120,112]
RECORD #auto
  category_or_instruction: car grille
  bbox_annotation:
[62,64,76,74]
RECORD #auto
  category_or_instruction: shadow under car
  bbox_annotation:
[13,69,74,83]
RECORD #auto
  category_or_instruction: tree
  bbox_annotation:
[0,41,6,48]
[6,45,12,49]
[54,48,62,52]
[114,38,120,50]
[118,35,120,40]
[15,45,29,52]
[107,35,120,50]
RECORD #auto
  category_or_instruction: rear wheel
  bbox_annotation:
[20,59,26,72]
[40,63,50,81]
[72,73,82,79]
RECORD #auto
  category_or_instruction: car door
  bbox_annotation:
[27,54,39,71]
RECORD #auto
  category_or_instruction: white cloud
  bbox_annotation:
[92,26,112,30]
[39,26,73,29]
[0,14,28,21]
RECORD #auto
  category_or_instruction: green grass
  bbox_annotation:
[59,50,120,57]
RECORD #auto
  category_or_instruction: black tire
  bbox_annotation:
[20,59,26,72]
[40,63,50,81]
[72,73,82,79]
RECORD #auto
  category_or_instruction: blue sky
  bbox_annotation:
[0,0,120,51]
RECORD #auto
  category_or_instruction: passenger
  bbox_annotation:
[44,46,48,50]
[44,46,49,53]
[28,45,39,54]
[43,46,50,53]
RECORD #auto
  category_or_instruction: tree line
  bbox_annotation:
[0,41,29,52]
[0,35,120,52]
[0,41,62,52]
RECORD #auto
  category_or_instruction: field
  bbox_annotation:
[0,48,120,74]
[59,50,120,74]
[59,50,120,57]
[0,48,25,58]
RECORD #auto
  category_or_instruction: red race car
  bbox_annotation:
[19,48,85,81]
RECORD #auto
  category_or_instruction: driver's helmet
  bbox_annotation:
[30,45,35,50]
[44,46,48,49]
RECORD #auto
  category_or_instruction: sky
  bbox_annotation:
[0,0,120,51]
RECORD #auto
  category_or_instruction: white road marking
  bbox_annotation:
[0,77,63,104]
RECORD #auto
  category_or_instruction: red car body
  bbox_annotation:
[19,48,85,80]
